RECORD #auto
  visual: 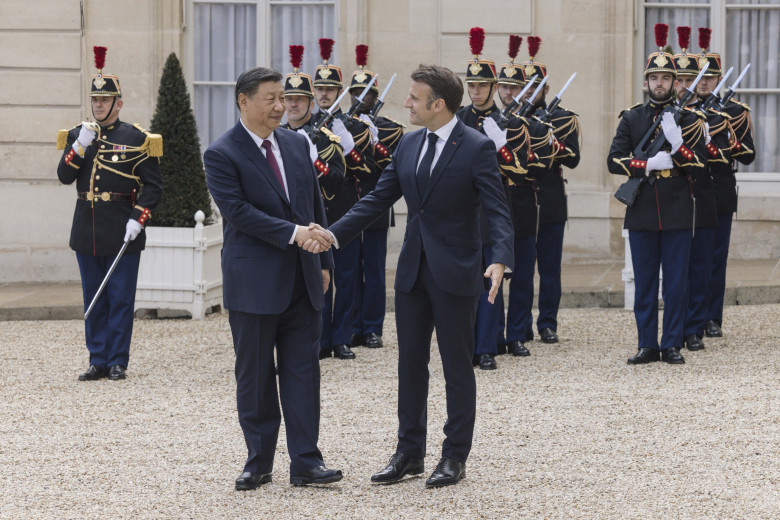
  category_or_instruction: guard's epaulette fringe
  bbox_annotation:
[388,118,406,128]
[556,105,579,117]
[56,129,69,150]
[133,123,163,157]
[619,103,642,119]
[321,127,341,144]
[730,99,751,112]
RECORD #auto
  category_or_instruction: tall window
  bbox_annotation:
[192,0,337,150]
[641,0,780,173]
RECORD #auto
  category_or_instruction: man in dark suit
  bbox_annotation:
[309,64,514,488]
[203,67,342,490]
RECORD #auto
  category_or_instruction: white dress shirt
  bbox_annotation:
[416,115,459,174]
[240,120,301,245]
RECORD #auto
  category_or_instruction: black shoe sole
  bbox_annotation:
[704,332,723,338]
[290,473,343,486]
[425,473,465,488]
[478,364,497,370]
[235,475,272,491]
[541,337,558,344]
[371,468,425,484]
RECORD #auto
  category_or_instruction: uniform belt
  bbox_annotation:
[78,191,133,202]
[653,168,684,179]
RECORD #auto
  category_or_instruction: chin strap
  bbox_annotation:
[92,97,118,124]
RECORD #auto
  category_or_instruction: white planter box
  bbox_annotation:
[135,210,223,319]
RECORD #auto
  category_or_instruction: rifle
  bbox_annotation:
[538,72,577,123]
[699,67,733,111]
[516,75,548,118]
[368,73,396,122]
[632,62,709,160]
[481,74,538,130]
[311,86,352,135]
[718,63,751,109]
[345,74,379,119]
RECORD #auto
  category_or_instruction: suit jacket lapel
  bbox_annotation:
[233,122,289,205]
[276,130,297,211]
[406,130,426,207]
[422,120,464,203]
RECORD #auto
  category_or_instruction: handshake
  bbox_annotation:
[296,223,335,254]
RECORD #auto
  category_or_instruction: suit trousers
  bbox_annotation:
[76,251,140,369]
[394,253,479,463]
[705,212,733,325]
[529,222,565,332]
[321,237,361,349]
[229,257,324,474]
[352,228,388,336]
[629,229,691,351]
[506,234,537,342]
[474,243,503,355]
[684,226,716,337]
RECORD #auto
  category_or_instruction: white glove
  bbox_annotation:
[124,219,143,242]
[331,118,355,155]
[661,112,684,154]
[72,123,97,154]
[704,122,711,145]
[297,129,319,163]
[482,117,508,151]
[645,151,674,176]
[358,114,379,144]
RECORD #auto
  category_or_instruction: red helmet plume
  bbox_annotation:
[654,23,669,50]
[355,44,368,67]
[469,27,485,57]
[93,46,107,71]
[527,36,541,59]
[676,26,691,51]
[698,27,712,51]
[289,45,304,70]
[319,38,334,62]
[508,35,522,61]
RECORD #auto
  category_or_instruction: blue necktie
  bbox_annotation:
[416,132,439,196]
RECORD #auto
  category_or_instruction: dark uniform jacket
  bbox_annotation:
[281,120,346,224]
[56,119,163,256]
[708,99,755,215]
[532,104,581,225]
[607,98,708,231]
[312,109,375,224]
[362,114,404,231]
[456,103,528,243]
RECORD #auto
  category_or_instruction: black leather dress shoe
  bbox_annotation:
[235,471,272,491]
[627,348,660,365]
[684,334,705,351]
[477,353,497,370]
[290,465,343,486]
[661,347,685,364]
[425,457,466,488]
[507,340,530,357]
[108,365,126,380]
[78,365,107,381]
[333,344,356,359]
[705,320,723,338]
[526,330,534,342]
[351,333,366,347]
[540,328,559,344]
[365,332,383,348]
[319,349,332,360]
[370,452,424,483]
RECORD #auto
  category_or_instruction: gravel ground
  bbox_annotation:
[1,305,778,519]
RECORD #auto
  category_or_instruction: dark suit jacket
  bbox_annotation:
[204,122,334,315]
[329,118,514,297]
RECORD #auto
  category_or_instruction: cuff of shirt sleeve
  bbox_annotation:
[290,225,302,245]
[327,230,339,249]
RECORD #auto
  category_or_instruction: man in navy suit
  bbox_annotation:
[204,67,342,490]
[309,64,514,488]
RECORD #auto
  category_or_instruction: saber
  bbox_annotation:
[554,72,577,102]
[512,75,539,107]
[312,86,353,133]
[543,72,577,119]
[684,61,709,100]
[517,75,548,118]
[346,74,379,118]
[720,63,751,108]
[369,73,397,121]
[700,67,733,110]
[84,239,130,319]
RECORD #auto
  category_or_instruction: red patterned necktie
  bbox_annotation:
[261,139,285,190]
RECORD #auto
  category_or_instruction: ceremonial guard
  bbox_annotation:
[495,36,537,358]
[311,38,376,360]
[56,46,163,381]
[347,45,404,350]
[456,27,527,371]
[607,24,708,365]
[673,28,719,352]
[281,45,346,218]
[701,32,755,339]
[522,37,581,345]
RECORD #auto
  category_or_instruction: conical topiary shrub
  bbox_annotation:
[148,52,213,227]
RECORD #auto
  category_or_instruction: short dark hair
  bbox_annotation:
[235,67,283,109]
[410,64,463,114]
